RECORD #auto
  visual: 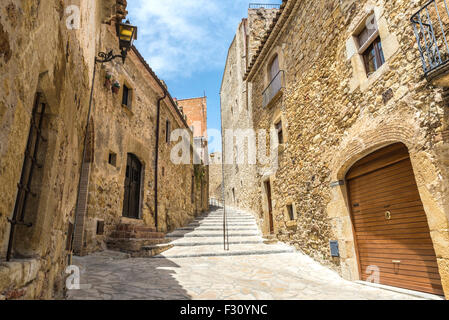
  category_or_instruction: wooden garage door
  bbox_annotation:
[346,143,444,296]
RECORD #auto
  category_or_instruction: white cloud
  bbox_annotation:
[127,0,259,79]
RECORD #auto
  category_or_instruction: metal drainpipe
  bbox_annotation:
[154,90,167,231]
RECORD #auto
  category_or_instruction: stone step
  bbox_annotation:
[110,230,165,240]
[176,227,258,231]
[194,219,256,223]
[188,223,257,227]
[154,243,295,259]
[170,240,264,247]
[138,244,174,257]
[116,223,157,233]
[166,232,260,238]
[168,235,262,245]
[106,238,169,252]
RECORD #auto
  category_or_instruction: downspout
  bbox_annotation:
[154,90,167,231]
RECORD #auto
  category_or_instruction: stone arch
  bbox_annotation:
[326,122,449,295]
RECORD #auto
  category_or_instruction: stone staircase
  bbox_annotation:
[106,223,173,257]
[155,207,294,258]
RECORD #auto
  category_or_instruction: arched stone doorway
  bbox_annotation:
[345,143,444,295]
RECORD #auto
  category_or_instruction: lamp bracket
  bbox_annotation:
[95,50,128,64]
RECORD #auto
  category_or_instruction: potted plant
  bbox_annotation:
[112,80,120,94]
[104,72,113,89]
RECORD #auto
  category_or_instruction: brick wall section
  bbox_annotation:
[177,97,208,140]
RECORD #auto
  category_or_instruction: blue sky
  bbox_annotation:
[127,1,281,153]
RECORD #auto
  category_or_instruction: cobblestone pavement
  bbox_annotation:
[67,208,434,300]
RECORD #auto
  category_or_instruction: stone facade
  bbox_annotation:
[208,152,223,203]
[0,0,126,299]
[221,8,276,218]
[0,0,208,299]
[73,26,208,256]
[222,0,449,298]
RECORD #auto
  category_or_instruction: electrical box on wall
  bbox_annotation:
[330,240,340,257]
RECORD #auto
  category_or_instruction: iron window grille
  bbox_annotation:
[411,0,449,75]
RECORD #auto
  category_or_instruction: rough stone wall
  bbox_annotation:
[208,152,223,201]
[242,0,449,297]
[81,26,208,254]
[247,9,279,64]
[221,11,277,225]
[0,0,118,299]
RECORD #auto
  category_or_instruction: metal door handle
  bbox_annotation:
[392,260,401,264]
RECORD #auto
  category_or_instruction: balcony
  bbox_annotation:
[411,0,449,85]
[262,70,285,108]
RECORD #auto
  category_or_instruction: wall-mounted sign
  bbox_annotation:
[330,240,340,257]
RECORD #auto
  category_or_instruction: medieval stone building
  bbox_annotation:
[221,0,449,298]
[208,152,223,204]
[0,0,128,300]
[72,26,208,256]
[176,96,210,209]
[0,0,207,299]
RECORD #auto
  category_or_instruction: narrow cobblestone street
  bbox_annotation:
[67,208,437,300]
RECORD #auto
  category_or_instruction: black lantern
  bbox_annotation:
[116,20,138,63]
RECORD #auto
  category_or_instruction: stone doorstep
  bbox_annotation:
[0,259,40,296]
[134,244,174,258]
[110,230,165,239]
[106,238,169,252]
[117,223,155,232]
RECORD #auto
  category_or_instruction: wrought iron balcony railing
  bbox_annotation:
[411,0,449,75]
[249,3,281,10]
[262,70,284,108]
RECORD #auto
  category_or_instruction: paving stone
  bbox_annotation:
[66,208,436,300]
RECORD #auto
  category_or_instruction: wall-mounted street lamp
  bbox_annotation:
[70,20,137,259]
[97,20,138,64]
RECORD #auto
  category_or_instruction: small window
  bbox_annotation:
[362,37,385,76]
[96,220,105,235]
[166,120,171,143]
[286,204,294,221]
[275,120,284,144]
[358,16,385,76]
[269,55,280,82]
[122,84,132,107]
[108,152,117,167]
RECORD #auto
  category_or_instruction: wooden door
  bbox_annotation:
[123,154,142,219]
[265,180,274,234]
[346,143,443,296]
